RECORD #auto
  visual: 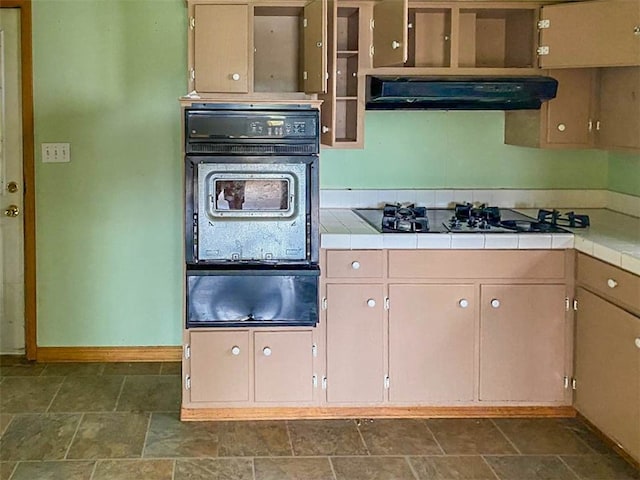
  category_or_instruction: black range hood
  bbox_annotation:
[366,76,558,111]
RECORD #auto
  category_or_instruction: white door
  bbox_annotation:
[0,9,25,355]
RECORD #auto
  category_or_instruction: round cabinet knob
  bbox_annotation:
[231,346,241,356]
[490,299,501,308]
[557,123,566,132]
[367,298,376,308]
[635,337,640,349]
[262,346,272,356]
[321,126,330,134]
[231,73,241,81]
[634,25,640,36]
[7,181,18,193]
[458,299,469,308]
[391,40,401,49]
[351,261,361,270]
[3,205,19,218]
[607,278,618,289]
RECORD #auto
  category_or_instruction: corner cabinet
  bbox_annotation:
[574,254,640,463]
[538,0,640,69]
[187,0,327,95]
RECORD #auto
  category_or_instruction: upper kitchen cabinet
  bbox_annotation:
[321,1,372,147]
[539,0,640,68]
[371,2,540,73]
[187,0,327,95]
[597,67,640,151]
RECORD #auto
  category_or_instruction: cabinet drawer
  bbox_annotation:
[325,250,384,278]
[577,254,640,312]
[389,250,566,279]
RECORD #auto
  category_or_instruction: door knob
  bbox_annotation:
[262,346,272,356]
[458,299,469,308]
[4,205,19,217]
[607,278,618,289]
[7,182,18,193]
[367,298,376,308]
[231,73,241,81]
[391,40,401,49]
[351,261,361,270]
[231,345,241,355]
[490,298,501,308]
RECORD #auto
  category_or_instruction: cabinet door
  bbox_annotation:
[254,331,314,403]
[326,284,385,403]
[373,0,408,67]
[194,4,249,93]
[190,331,250,403]
[303,0,327,94]
[575,288,640,461]
[479,285,566,403]
[540,0,640,68]
[597,67,640,150]
[388,285,475,403]
[319,0,337,146]
[545,69,596,146]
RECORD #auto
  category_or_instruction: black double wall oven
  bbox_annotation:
[185,104,320,328]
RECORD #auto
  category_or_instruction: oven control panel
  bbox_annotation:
[249,119,310,137]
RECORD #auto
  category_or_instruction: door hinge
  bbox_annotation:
[303,71,308,80]
[321,297,327,310]
[563,375,570,389]
[313,374,318,388]
[189,17,195,29]
[185,375,191,390]
[537,46,550,56]
[184,344,191,359]
[565,297,570,312]
[537,19,550,29]
[573,299,578,311]
[369,45,375,57]
[189,68,196,81]
[384,297,390,310]
[571,378,577,390]
[303,18,308,28]
[322,376,327,390]
[370,18,375,30]
[312,344,318,357]
[384,375,390,389]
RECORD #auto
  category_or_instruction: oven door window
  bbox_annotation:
[207,173,295,218]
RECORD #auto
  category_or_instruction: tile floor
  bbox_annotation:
[0,359,638,480]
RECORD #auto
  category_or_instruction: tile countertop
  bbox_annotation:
[320,208,640,276]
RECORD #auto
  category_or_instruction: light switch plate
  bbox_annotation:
[42,143,70,163]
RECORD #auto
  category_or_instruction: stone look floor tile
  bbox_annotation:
[92,459,174,480]
[66,412,150,459]
[116,375,180,412]
[0,376,64,413]
[409,455,498,479]
[0,413,81,461]
[427,419,517,455]
[493,418,593,455]
[0,414,13,436]
[42,362,105,376]
[357,418,442,455]
[254,457,334,480]
[331,456,417,480]
[289,420,368,456]
[218,421,293,456]
[485,455,579,480]
[175,458,254,480]
[560,454,640,480]
[48,375,125,412]
[102,362,162,375]
[143,412,221,458]
[160,362,181,375]
[557,418,613,454]
[8,460,95,480]
[0,462,16,480]
[0,364,46,376]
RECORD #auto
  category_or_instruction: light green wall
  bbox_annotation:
[608,152,640,197]
[33,0,186,346]
[321,111,608,189]
[32,1,610,347]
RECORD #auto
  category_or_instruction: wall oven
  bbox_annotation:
[184,104,320,328]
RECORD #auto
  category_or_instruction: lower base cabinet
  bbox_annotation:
[388,284,475,403]
[574,287,640,461]
[186,329,316,405]
[479,284,567,403]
